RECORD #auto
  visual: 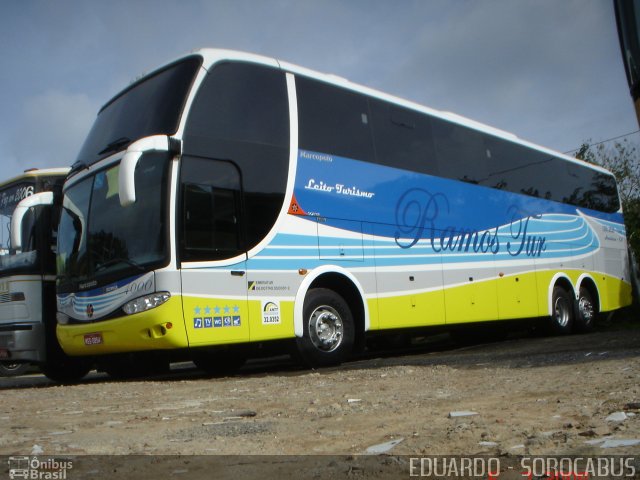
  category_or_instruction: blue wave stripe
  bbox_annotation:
[249,215,604,271]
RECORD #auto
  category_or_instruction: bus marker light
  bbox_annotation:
[298,269,308,275]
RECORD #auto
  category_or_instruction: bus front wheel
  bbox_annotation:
[296,288,355,368]
[192,348,247,376]
[42,355,91,383]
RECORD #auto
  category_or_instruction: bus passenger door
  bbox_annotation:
[179,156,250,347]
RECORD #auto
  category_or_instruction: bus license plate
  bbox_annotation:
[84,333,103,346]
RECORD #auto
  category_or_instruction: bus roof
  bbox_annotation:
[0,168,70,190]
[124,48,614,178]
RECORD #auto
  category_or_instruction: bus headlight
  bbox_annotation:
[122,292,171,315]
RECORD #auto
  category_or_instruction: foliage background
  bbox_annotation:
[575,139,640,306]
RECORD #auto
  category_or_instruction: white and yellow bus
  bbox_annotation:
[55,49,632,374]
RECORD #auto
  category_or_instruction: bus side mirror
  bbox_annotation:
[11,191,54,252]
[118,135,181,207]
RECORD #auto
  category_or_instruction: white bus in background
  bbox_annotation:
[0,168,90,381]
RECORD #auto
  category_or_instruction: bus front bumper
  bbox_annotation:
[56,296,188,356]
[0,322,46,363]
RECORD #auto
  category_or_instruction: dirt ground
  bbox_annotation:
[1,318,639,477]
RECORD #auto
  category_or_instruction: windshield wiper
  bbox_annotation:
[69,160,89,176]
[98,137,131,155]
[95,257,145,273]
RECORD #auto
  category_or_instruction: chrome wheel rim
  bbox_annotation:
[554,295,571,327]
[308,305,344,352]
[578,295,594,323]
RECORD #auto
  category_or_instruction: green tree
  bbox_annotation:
[575,139,640,262]
[575,140,639,203]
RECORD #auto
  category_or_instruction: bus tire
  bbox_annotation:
[296,288,355,368]
[192,348,247,376]
[102,353,170,379]
[0,362,30,377]
[548,285,574,335]
[574,287,596,333]
[41,356,91,383]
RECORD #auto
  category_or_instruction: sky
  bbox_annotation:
[0,0,637,179]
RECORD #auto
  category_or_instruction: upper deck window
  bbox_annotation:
[75,56,202,165]
[297,76,375,163]
[183,62,290,254]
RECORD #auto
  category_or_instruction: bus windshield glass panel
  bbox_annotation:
[57,153,170,291]
[75,56,202,166]
[0,181,39,273]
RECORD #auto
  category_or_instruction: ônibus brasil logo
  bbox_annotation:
[8,456,73,479]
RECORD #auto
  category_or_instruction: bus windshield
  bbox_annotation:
[0,182,38,273]
[75,56,201,166]
[57,154,170,292]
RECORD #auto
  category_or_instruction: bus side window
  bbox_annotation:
[180,157,243,262]
[369,100,438,175]
[587,172,619,212]
[483,137,550,195]
[297,76,375,163]
[432,119,488,185]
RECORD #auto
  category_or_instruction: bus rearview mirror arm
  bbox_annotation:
[11,191,54,252]
[118,135,182,207]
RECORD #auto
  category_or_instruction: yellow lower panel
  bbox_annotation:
[443,280,498,324]
[497,272,539,320]
[182,296,249,346]
[182,296,296,346]
[374,269,632,330]
[366,298,379,330]
[534,270,632,315]
[57,296,188,356]
[377,289,446,330]
[248,300,295,342]
[534,270,583,317]
[600,275,633,312]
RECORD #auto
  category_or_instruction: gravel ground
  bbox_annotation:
[1,319,639,477]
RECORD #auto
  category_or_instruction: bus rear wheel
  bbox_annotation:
[574,287,596,333]
[548,285,574,335]
[296,288,355,368]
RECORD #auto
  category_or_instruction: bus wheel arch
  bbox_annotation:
[294,267,368,366]
[547,274,575,335]
[575,275,600,333]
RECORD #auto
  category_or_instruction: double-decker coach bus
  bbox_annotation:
[0,168,90,380]
[55,49,632,374]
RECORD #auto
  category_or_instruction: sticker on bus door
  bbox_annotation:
[261,300,281,325]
